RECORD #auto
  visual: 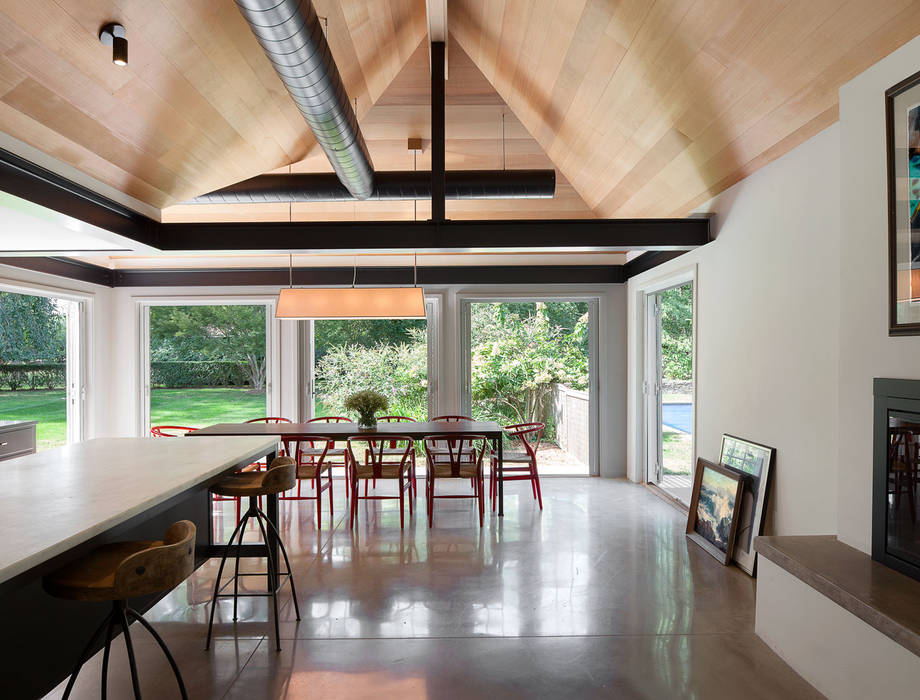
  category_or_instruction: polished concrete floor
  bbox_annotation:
[46,479,822,699]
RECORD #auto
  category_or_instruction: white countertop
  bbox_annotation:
[0,436,278,584]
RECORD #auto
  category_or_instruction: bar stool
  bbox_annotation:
[206,456,300,651]
[43,520,197,699]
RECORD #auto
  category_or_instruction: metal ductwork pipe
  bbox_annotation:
[189,170,556,203]
[236,0,375,199]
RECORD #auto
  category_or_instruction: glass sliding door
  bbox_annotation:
[311,309,432,421]
[645,281,695,504]
[463,299,596,476]
[145,304,271,431]
[0,290,83,450]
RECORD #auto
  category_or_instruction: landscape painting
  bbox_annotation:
[686,458,744,564]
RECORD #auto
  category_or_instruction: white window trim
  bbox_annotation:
[135,294,281,436]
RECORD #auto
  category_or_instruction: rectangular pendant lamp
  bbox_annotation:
[275,286,426,319]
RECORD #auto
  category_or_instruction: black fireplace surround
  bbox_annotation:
[873,378,920,582]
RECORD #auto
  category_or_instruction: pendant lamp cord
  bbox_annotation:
[289,253,293,288]
[414,251,417,287]
[352,255,357,288]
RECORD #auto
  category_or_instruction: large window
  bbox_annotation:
[464,299,596,475]
[0,289,84,450]
[311,312,432,420]
[144,303,271,431]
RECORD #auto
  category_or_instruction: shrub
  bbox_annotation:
[315,333,428,421]
[0,363,65,391]
[150,361,250,388]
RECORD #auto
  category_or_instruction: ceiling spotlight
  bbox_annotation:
[99,23,127,66]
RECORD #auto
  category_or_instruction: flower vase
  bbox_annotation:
[359,416,377,431]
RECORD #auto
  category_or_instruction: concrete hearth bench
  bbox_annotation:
[753,535,920,699]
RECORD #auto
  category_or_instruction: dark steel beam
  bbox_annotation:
[430,41,446,223]
[156,217,710,252]
[0,256,114,286]
[112,264,626,287]
[0,148,159,247]
[624,250,689,278]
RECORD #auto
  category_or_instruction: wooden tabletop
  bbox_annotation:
[191,420,505,440]
[0,436,278,585]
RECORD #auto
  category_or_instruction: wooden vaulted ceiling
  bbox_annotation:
[161,34,596,222]
[1,0,920,223]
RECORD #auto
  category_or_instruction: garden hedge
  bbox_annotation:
[150,361,251,388]
[0,363,65,391]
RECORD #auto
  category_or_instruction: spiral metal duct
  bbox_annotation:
[235,0,375,199]
[189,170,556,203]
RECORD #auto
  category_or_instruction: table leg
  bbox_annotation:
[497,437,504,517]
[265,451,280,587]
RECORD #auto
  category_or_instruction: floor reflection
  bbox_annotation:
[46,478,817,699]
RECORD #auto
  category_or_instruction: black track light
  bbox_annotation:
[98,23,127,66]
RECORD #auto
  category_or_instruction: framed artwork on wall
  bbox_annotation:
[719,434,776,575]
[887,68,920,334]
[686,458,744,565]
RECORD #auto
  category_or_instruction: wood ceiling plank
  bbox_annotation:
[0,99,171,205]
[450,0,920,219]
[1,78,194,199]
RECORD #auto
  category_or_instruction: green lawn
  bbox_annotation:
[0,389,66,450]
[149,388,267,428]
[0,388,268,450]
[662,428,693,475]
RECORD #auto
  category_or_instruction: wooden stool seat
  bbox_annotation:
[44,541,161,602]
[210,456,295,497]
[42,521,196,699]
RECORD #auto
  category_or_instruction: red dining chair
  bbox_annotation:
[429,415,477,489]
[244,417,294,470]
[280,417,350,528]
[491,422,545,511]
[150,425,198,437]
[367,416,418,498]
[347,435,414,530]
[424,434,487,527]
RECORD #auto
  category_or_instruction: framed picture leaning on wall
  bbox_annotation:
[887,69,920,334]
[719,434,776,575]
[686,458,745,565]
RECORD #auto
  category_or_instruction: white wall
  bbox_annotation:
[626,124,842,537]
[837,34,920,553]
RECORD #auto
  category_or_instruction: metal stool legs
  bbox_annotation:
[205,496,301,651]
[62,599,188,700]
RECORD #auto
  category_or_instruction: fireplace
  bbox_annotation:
[873,378,920,581]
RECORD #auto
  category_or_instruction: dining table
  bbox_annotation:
[191,419,508,516]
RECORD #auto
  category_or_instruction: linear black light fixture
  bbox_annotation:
[99,23,127,66]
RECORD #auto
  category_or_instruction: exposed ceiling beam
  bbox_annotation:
[426,0,448,78]
[431,41,446,223]
[0,146,710,254]
[156,218,710,253]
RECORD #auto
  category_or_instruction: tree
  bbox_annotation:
[0,292,66,363]
[659,285,693,381]
[313,319,425,362]
[470,302,589,426]
[149,305,267,389]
